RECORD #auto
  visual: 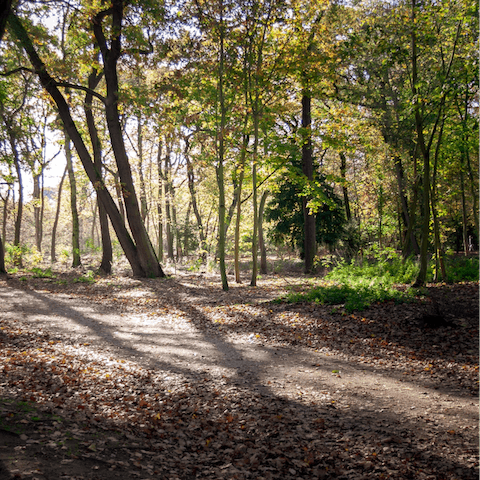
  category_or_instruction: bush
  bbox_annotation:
[439,255,479,283]
[280,280,413,313]
[278,249,416,312]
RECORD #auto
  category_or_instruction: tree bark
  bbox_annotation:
[137,114,148,222]
[1,183,10,245]
[339,152,352,222]
[156,140,164,262]
[301,93,316,274]
[258,190,268,275]
[85,69,112,274]
[6,120,24,266]
[459,165,469,255]
[33,171,42,250]
[0,0,12,41]
[250,111,259,287]
[217,3,228,291]
[186,146,207,259]
[0,232,5,273]
[65,129,81,267]
[234,133,248,283]
[51,166,67,263]
[164,147,175,261]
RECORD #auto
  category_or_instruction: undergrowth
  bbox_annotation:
[279,249,478,312]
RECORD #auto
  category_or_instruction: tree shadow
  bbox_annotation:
[0,281,478,478]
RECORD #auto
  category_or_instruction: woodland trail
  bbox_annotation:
[0,273,478,479]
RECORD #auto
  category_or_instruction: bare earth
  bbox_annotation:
[0,270,478,479]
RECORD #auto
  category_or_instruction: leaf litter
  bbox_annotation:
[0,272,478,479]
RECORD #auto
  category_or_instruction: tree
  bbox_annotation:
[266,164,345,257]
[7,10,165,277]
[64,129,81,267]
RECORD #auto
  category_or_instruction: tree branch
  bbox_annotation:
[0,66,33,76]
[55,81,106,103]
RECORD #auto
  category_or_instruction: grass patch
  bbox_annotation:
[30,267,55,279]
[281,281,413,312]
[73,270,96,284]
[437,255,479,283]
[277,250,478,312]
[278,250,418,312]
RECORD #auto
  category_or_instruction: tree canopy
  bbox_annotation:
[0,0,476,286]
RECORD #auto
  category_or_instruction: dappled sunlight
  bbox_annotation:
[0,275,478,479]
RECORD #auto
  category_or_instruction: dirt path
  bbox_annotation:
[0,274,478,479]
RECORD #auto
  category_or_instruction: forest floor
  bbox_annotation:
[0,267,478,480]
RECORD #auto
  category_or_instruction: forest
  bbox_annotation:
[0,0,477,288]
[0,1,478,479]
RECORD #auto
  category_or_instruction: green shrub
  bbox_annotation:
[73,270,96,284]
[278,249,416,312]
[30,267,55,279]
[281,280,413,312]
[439,255,479,283]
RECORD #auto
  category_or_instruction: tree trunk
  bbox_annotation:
[85,69,112,274]
[92,1,163,277]
[459,166,469,255]
[111,170,126,222]
[171,190,181,260]
[258,190,268,275]
[394,154,420,256]
[339,152,352,222]
[217,3,228,291]
[2,183,10,245]
[186,149,207,259]
[91,200,97,249]
[301,93,316,274]
[431,184,447,282]
[137,114,148,222]
[465,146,478,237]
[51,166,67,263]
[0,231,5,273]
[8,123,23,266]
[65,129,81,267]
[164,149,175,261]
[457,77,479,236]
[250,110,259,287]
[33,172,42,250]
[183,201,191,257]
[234,133,248,283]
[156,140,164,262]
